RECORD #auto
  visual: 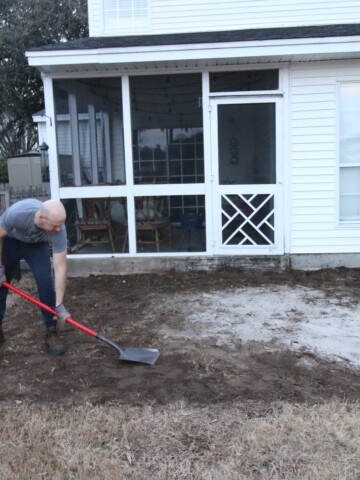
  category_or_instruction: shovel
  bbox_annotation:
[2,281,160,365]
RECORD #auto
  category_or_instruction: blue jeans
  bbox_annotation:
[0,236,56,329]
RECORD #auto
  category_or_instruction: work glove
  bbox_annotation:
[54,303,70,328]
[0,265,6,285]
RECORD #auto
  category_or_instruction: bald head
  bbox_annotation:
[41,199,66,225]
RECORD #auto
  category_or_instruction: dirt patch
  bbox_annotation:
[1,268,360,406]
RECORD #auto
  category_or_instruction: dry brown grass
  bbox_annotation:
[0,400,359,479]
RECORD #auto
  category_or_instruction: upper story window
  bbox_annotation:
[103,0,149,32]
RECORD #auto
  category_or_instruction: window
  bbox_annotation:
[103,0,149,31]
[210,70,279,93]
[339,83,360,222]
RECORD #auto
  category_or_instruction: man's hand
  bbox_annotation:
[54,303,70,328]
[0,265,6,285]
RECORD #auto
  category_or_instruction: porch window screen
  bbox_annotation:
[339,83,360,221]
[210,70,278,93]
[103,0,149,30]
[54,78,125,187]
[130,73,204,186]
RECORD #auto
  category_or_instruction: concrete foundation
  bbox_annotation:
[64,253,360,277]
[66,255,286,277]
[289,253,360,270]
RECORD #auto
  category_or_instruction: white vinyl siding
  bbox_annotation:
[290,60,360,254]
[37,122,48,146]
[89,0,360,37]
[89,1,102,36]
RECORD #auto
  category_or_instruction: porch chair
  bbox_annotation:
[123,196,171,252]
[75,198,115,252]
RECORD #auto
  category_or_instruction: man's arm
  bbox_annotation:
[0,226,8,284]
[0,225,8,264]
[52,250,67,306]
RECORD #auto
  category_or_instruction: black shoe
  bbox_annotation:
[45,326,66,356]
[0,326,5,344]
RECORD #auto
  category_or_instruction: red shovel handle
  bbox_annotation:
[2,281,98,338]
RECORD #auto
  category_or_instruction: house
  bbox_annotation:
[26,1,360,275]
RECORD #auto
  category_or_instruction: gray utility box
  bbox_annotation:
[7,153,42,187]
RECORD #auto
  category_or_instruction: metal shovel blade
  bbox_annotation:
[97,334,160,365]
[119,347,161,365]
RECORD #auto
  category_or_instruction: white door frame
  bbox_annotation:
[210,96,284,255]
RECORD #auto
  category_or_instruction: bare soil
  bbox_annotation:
[1,267,360,407]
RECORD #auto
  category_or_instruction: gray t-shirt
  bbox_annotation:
[0,199,67,253]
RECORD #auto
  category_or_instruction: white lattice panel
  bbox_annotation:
[221,193,275,246]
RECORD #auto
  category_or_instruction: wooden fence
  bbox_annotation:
[0,184,51,214]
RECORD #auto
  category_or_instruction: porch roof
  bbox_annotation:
[26,23,360,75]
[28,24,360,51]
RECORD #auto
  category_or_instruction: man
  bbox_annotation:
[0,198,70,356]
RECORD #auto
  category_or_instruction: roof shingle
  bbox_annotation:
[28,24,360,52]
